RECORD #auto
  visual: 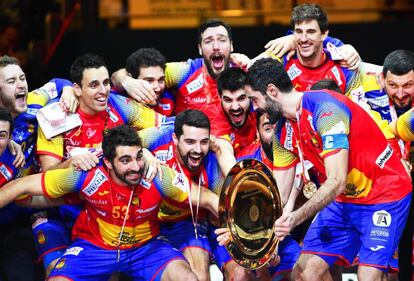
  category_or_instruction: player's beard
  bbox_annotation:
[178,148,205,173]
[203,53,230,79]
[261,139,273,162]
[265,96,283,124]
[112,165,143,186]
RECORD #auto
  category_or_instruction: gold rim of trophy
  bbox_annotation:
[218,158,283,269]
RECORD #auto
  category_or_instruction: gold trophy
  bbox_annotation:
[219,159,283,269]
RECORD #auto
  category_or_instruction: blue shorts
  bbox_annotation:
[160,218,211,255]
[268,235,301,277]
[48,237,186,281]
[302,194,411,273]
[32,216,71,261]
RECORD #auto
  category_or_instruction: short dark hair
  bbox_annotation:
[174,109,210,139]
[248,58,294,95]
[198,18,232,44]
[0,55,20,68]
[102,125,142,162]
[291,4,328,33]
[0,107,13,132]
[217,67,247,96]
[382,49,414,78]
[70,53,108,86]
[310,78,343,94]
[125,48,166,78]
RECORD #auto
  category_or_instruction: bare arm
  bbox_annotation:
[273,166,296,206]
[274,149,348,240]
[17,195,65,208]
[196,185,219,218]
[209,136,236,176]
[39,153,100,172]
[0,174,44,208]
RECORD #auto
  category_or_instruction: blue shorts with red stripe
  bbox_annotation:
[302,193,411,273]
[48,237,186,281]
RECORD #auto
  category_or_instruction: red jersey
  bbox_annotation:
[273,90,411,204]
[42,165,190,250]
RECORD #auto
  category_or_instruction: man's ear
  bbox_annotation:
[198,44,202,56]
[321,29,329,41]
[230,41,234,53]
[73,83,82,98]
[103,158,112,170]
[266,84,279,98]
[380,72,386,89]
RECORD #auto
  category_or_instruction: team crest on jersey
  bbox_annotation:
[86,127,97,139]
[186,73,204,94]
[84,170,108,196]
[287,63,302,80]
[55,258,66,270]
[372,210,392,227]
[375,144,393,169]
[36,231,47,245]
[173,173,188,192]
[0,164,12,181]
[132,197,140,206]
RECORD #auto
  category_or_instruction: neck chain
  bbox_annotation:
[176,159,201,240]
[108,177,136,262]
[295,95,317,199]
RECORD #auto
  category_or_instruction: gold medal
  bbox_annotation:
[303,181,317,199]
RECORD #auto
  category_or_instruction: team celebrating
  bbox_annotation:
[0,3,413,281]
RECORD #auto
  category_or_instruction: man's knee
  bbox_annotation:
[292,254,330,281]
[357,265,387,281]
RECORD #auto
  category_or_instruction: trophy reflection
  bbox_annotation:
[219,159,283,269]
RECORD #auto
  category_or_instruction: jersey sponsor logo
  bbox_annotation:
[372,210,392,227]
[320,111,333,119]
[284,121,293,150]
[83,170,108,196]
[86,198,108,205]
[0,164,12,181]
[173,172,188,192]
[330,66,343,86]
[287,63,302,80]
[369,245,385,251]
[190,97,207,103]
[63,246,84,256]
[140,178,151,189]
[26,108,38,116]
[136,204,157,214]
[154,146,174,162]
[108,110,119,123]
[367,95,389,108]
[185,73,204,94]
[159,103,171,110]
[375,144,393,169]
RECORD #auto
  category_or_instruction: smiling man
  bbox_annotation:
[111,18,237,137]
